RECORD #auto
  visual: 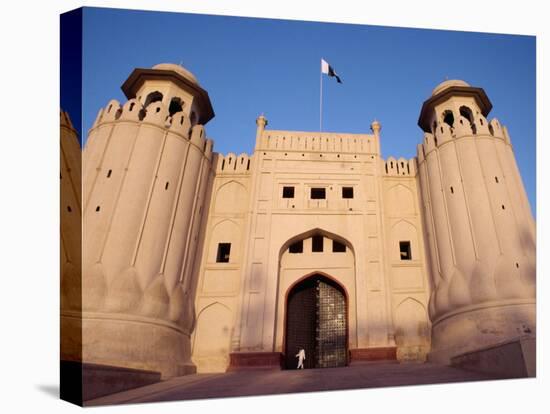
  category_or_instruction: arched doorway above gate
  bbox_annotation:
[284,273,348,369]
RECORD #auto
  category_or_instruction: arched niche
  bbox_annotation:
[394,298,430,362]
[214,181,247,214]
[192,302,233,373]
[386,184,415,216]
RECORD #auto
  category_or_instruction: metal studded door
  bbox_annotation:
[285,278,317,369]
[316,279,347,368]
[285,275,347,369]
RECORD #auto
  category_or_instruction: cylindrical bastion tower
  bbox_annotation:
[63,64,215,378]
[416,80,536,364]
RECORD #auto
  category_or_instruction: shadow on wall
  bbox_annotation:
[60,109,83,405]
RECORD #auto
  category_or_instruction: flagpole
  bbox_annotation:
[320,62,323,133]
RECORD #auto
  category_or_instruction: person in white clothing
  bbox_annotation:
[296,348,306,369]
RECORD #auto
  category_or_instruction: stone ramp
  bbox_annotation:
[86,362,502,407]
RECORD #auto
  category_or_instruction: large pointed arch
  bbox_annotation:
[192,301,233,373]
[283,272,349,369]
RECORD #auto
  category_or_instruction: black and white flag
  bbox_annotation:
[321,58,342,83]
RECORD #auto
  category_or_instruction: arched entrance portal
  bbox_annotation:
[284,274,348,369]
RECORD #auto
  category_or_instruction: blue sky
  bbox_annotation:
[68,7,536,215]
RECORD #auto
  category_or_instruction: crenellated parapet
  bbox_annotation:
[418,115,510,157]
[216,152,253,174]
[383,156,417,177]
[90,97,205,146]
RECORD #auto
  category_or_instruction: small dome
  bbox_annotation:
[431,79,470,96]
[152,63,199,85]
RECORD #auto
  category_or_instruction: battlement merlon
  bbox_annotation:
[254,115,382,155]
[382,156,417,177]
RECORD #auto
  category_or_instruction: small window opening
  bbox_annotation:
[144,91,163,108]
[283,186,295,198]
[247,159,250,170]
[443,110,454,128]
[459,106,474,124]
[502,205,505,210]
[342,187,354,199]
[129,102,135,112]
[516,262,519,268]
[221,159,225,170]
[399,241,412,260]
[95,206,101,212]
[216,243,231,263]
[450,186,454,194]
[289,240,303,254]
[168,97,184,116]
[165,182,169,190]
[67,206,72,212]
[495,176,499,183]
[332,240,346,253]
[155,107,161,113]
[311,188,326,199]
[107,169,112,178]
[312,235,324,252]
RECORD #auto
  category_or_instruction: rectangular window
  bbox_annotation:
[289,240,303,253]
[332,240,346,253]
[311,188,326,199]
[216,243,231,263]
[283,186,295,198]
[312,235,324,252]
[399,241,412,260]
[342,187,354,199]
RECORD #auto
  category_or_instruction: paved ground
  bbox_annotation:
[86,361,501,407]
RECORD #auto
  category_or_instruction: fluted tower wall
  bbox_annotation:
[60,111,83,362]
[75,64,215,378]
[417,83,535,363]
